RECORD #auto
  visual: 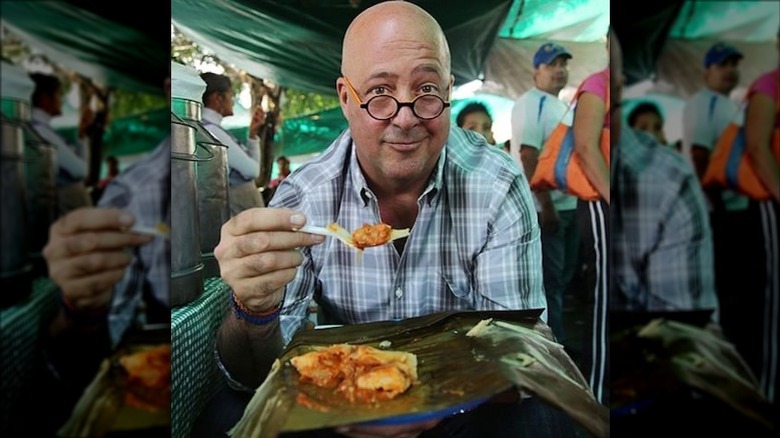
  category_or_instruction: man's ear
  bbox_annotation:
[336,78,349,106]
[448,75,455,100]
[336,78,351,120]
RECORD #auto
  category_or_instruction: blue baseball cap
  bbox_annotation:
[704,42,743,68]
[533,43,572,69]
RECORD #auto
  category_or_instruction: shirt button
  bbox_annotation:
[395,287,403,298]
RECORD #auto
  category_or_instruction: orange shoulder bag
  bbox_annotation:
[701,84,780,200]
[529,77,610,201]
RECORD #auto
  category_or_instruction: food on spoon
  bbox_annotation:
[290,344,418,404]
[351,223,393,249]
[154,222,171,237]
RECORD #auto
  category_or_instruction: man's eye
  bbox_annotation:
[420,85,437,93]
[370,86,387,95]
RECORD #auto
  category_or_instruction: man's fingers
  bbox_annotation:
[60,268,127,309]
[69,251,134,277]
[231,250,304,279]
[51,208,135,235]
[220,230,320,260]
[223,208,307,237]
[44,232,152,260]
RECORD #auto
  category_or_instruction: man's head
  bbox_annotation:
[703,42,742,96]
[338,1,453,189]
[532,43,571,96]
[276,155,290,175]
[628,102,666,145]
[456,102,495,145]
[106,155,119,174]
[30,73,63,117]
[200,72,234,117]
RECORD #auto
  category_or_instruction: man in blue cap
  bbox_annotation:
[682,41,743,182]
[511,42,579,349]
[681,41,766,373]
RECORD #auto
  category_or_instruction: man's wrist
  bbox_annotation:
[230,292,281,325]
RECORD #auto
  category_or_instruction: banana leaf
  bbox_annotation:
[228,310,608,438]
[57,328,171,437]
[636,319,775,431]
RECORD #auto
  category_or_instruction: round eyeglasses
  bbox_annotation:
[343,76,451,121]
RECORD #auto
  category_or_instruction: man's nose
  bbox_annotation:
[392,104,420,130]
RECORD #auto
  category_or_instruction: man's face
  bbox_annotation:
[632,112,666,145]
[535,56,569,95]
[278,159,290,173]
[705,57,740,95]
[461,111,495,145]
[219,91,234,117]
[41,87,63,117]
[338,19,451,187]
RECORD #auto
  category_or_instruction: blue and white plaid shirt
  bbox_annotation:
[270,126,546,343]
[98,136,171,346]
[612,128,718,321]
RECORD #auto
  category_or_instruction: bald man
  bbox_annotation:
[206,1,565,436]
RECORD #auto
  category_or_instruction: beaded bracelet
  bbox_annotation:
[57,294,109,326]
[230,292,281,325]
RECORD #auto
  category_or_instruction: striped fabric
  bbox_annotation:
[171,277,230,438]
[612,128,719,317]
[270,126,546,344]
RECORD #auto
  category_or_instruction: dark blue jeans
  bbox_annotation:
[540,209,580,345]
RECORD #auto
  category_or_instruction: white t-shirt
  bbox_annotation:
[682,88,748,211]
[510,87,577,212]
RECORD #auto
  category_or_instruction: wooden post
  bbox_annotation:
[248,75,282,188]
[75,75,110,189]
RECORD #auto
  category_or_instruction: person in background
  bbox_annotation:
[200,72,266,216]
[267,155,291,190]
[740,40,779,405]
[682,42,766,372]
[571,33,611,406]
[456,101,496,145]
[263,155,291,205]
[29,73,92,216]
[627,101,668,146]
[511,42,580,349]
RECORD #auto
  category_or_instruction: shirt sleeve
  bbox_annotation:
[205,125,261,180]
[747,69,779,101]
[644,174,719,321]
[35,126,88,179]
[473,168,547,322]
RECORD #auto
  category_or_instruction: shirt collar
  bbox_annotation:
[532,86,559,99]
[202,107,224,125]
[31,107,52,125]
[347,132,446,207]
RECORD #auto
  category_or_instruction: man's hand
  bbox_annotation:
[213,208,325,313]
[335,419,441,438]
[42,208,153,312]
[249,106,266,139]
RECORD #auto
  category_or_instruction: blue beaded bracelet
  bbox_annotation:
[230,292,281,325]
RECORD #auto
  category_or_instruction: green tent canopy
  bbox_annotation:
[1,1,168,94]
